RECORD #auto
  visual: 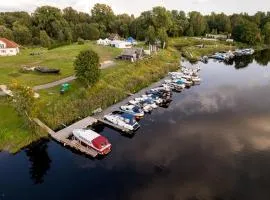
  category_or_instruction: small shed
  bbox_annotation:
[118,48,144,62]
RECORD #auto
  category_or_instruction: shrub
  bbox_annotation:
[74,49,100,87]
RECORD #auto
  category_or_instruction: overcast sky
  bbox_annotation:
[1,0,270,16]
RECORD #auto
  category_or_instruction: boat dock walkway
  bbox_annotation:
[34,117,99,157]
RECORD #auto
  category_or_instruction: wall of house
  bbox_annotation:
[0,47,19,56]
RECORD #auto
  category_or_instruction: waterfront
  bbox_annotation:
[1,50,270,200]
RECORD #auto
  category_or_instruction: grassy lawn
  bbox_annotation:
[0,41,122,86]
[0,99,47,153]
[170,37,236,62]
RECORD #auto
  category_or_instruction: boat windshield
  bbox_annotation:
[132,106,142,113]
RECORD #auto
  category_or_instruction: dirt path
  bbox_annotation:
[33,61,116,91]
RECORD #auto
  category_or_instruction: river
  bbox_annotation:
[1,50,270,200]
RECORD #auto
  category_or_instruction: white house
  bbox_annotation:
[0,38,20,56]
[110,40,132,49]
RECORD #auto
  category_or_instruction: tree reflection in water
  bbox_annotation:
[254,49,270,66]
[25,139,51,184]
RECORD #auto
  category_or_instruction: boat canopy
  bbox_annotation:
[92,136,109,149]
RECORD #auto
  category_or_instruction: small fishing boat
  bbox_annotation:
[35,66,60,74]
[73,129,111,155]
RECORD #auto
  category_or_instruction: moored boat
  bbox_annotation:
[73,129,111,155]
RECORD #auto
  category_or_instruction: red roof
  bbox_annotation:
[0,38,19,48]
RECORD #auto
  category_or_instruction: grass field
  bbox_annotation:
[0,41,122,86]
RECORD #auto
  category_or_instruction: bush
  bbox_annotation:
[74,49,100,87]
[77,38,85,45]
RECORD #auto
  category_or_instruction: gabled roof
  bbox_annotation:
[0,38,19,48]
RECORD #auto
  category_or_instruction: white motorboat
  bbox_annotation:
[73,129,112,155]
[129,100,153,113]
[120,104,144,118]
[104,112,140,131]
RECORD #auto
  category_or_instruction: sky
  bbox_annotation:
[1,0,270,16]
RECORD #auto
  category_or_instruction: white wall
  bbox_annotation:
[0,47,19,56]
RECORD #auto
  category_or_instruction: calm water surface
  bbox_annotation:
[1,50,270,200]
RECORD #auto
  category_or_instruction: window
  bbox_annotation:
[1,50,6,53]
[0,44,4,48]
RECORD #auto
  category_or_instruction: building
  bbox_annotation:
[0,38,20,56]
[118,48,144,62]
[108,33,120,41]
[110,40,132,49]
[205,34,229,40]
[97,38,111,46]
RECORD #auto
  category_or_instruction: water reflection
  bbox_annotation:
[255,49,270,66]
[25,139,51,184]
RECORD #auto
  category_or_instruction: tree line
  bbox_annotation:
[0,4,270,46]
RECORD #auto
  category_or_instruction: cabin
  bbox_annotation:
[118,48,144,62]
[0,38,20,56]
[108,33,120,41]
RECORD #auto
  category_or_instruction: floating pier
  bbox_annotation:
[34,117,99,157]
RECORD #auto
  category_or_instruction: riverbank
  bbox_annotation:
[170,37,236,62]
[0,47,179,152]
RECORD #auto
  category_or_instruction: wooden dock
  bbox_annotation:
[34,117,99,158]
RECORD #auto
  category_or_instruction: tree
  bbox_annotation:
[91,4,115,33]
[74,50,100,87]
[146,26,156,44]
[10,82,37,129]
[40,30,51,47]
[232,20,262,45]
[13,24,32,45]
[157,28,168,48]
[0,25,14,40]
[262,22,270,44]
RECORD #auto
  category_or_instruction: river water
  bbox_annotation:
[1,50,270,200]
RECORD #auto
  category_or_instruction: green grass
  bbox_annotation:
[0,99,47,153]
[0,41,122,86]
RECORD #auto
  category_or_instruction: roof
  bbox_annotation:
[121,48,143,56]
[0,38,19,48]
[108,33,120,40]
[74,129,101,142]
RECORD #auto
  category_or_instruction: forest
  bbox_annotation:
[0,4,270,47]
